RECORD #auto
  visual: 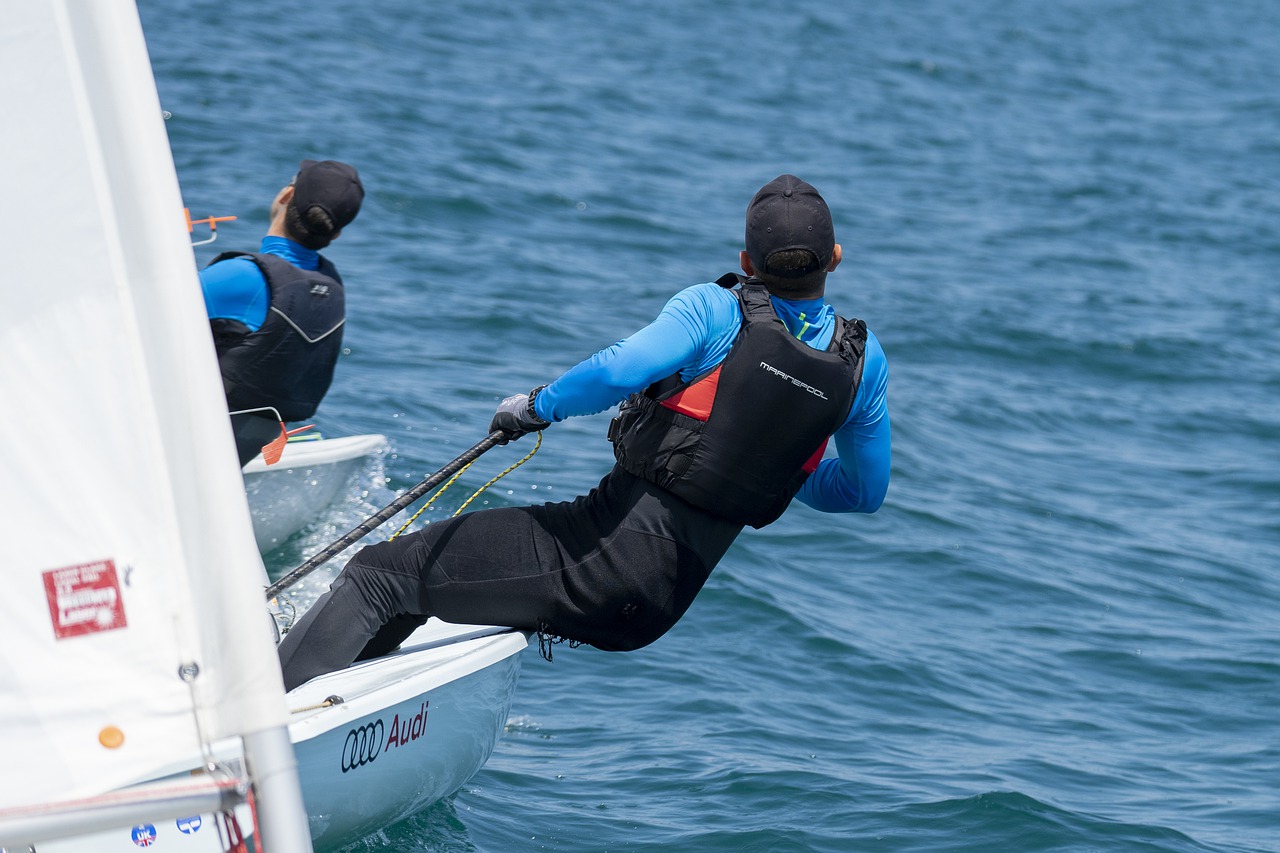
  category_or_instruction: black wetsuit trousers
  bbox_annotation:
[277,466,743,691]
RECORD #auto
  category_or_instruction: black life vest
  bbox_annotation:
[207,251,345,422]
[609,278,866,528]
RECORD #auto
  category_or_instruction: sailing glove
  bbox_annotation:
[490,385,551,444]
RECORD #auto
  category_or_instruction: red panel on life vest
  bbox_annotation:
[802,438,828,473]
[660,366,721,421]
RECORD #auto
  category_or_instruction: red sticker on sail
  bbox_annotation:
[42,559,128,640]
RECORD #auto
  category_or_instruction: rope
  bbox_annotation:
[389,463,475,538]
[269,431,544,632]
[264,431,507,600]
[391,431,543,538]
[288,695,345,714]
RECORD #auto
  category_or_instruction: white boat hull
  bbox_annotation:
[26,621,529,853]
[287,621,528,850]
[243,434,388,552]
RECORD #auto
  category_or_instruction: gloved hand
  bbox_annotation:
[489,385,552,444]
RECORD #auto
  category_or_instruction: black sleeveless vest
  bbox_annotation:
[207,251,345,422]
[610,279,866,528]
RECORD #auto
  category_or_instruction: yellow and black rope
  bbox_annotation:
[390,431,543,539]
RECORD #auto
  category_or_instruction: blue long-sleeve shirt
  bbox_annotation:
[533,281,891,513]
[198,236,322,330]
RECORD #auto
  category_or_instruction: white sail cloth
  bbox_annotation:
[0,0,289,810]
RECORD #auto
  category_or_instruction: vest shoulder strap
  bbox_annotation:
[206,249,253,267]
[204,250,344,285]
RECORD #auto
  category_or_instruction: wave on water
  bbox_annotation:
[144,0,1280,848]
[335,789,1255,853]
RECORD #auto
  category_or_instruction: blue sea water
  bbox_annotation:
[139,0,1279,850]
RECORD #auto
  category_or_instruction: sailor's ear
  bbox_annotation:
[740,250,755,276]
[828,244,843,272]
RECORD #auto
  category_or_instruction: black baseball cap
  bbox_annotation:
[744,174,835,278]
[292,159,364,232]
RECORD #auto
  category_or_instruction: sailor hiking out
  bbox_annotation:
[276,174,891,691]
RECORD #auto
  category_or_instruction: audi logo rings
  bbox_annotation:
[341,720,384,772]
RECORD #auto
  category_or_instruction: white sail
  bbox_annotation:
[0,0,293,818]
